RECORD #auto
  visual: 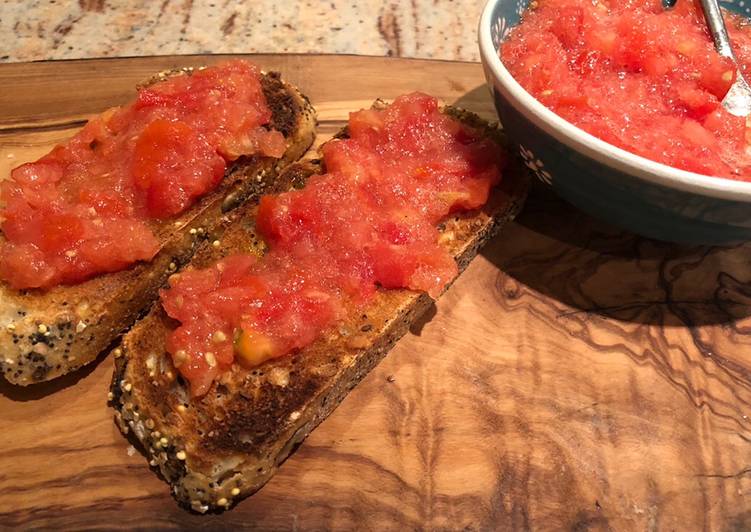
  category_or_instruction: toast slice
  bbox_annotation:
[0,70,316,385]
[110,105,529,513]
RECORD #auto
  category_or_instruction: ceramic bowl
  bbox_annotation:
[478,0,751,244]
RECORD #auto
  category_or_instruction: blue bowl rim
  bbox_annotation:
[478,0,751,202]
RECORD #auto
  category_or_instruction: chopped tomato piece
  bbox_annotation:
[235,329,278,369]
[0,244,56,290]
[133,119,226,217]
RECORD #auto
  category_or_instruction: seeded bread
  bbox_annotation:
[0,70,316,385]
[110,105,529,513]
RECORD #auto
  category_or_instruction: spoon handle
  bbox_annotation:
[699,0,736,59]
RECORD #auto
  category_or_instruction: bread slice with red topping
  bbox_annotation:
[0,69,316,385]
[110,103,529,513]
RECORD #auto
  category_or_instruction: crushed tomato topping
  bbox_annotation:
[501,0,751,180]
[0,59,285,290]
[160,92,506,396]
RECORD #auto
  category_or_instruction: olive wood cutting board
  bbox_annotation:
[1,54,751,531]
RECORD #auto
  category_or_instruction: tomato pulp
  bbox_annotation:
[501,0,751,180]
[0,60,285,289]
[160,93,505,396]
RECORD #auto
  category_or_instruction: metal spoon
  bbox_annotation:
[698,0,751,116]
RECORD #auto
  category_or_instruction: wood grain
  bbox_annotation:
[1,54,750,531]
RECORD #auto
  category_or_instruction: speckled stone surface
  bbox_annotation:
[0,0,487,63]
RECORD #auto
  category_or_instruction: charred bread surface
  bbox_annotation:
[110,104,529,513]
[0,70,316,385]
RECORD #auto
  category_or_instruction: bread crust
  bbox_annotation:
[0,70,317,385]
[110,105,529,513]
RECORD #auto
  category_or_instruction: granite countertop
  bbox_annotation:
[1,0,487,63]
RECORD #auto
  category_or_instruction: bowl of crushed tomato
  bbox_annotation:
[479,0,751,243]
